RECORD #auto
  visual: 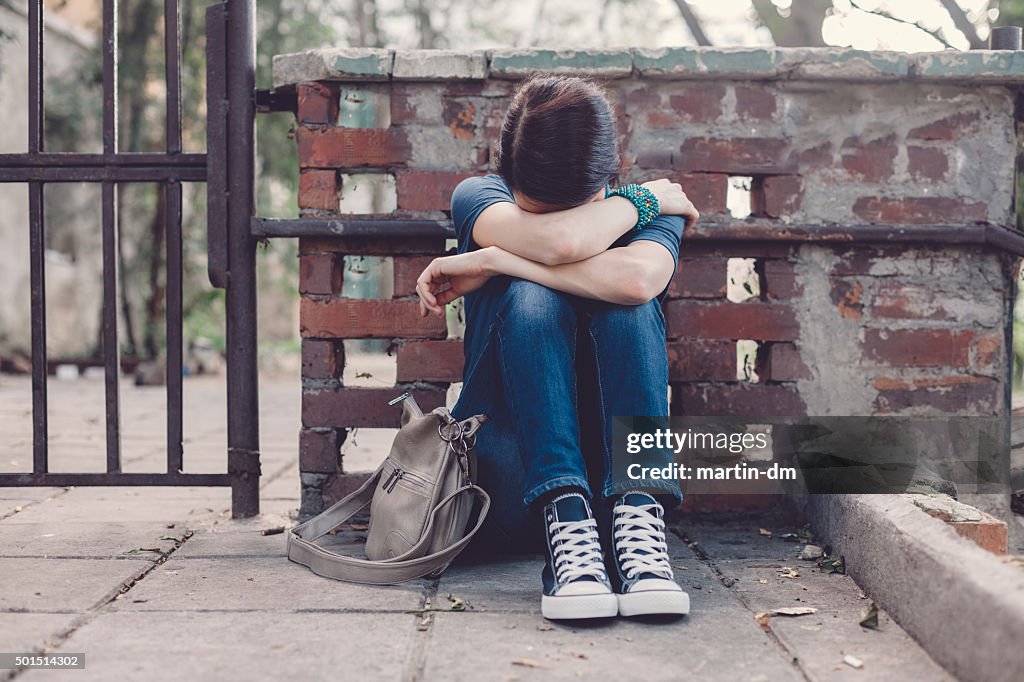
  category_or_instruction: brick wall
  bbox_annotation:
[274,47,1022,516]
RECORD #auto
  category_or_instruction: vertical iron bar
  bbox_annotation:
[102,0,121,472]
[165,0,184,473]
[225,0,260,517]
[166,182,183,472]
[28,0,47,473]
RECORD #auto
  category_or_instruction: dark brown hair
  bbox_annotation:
[495,76,619,210]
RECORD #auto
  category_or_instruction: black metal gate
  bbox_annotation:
[0,1,261,517]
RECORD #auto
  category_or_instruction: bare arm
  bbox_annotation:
[472,197,639,266]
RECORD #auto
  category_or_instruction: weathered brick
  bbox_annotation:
[667,340,735,381]
[907,146,948,181]
[830,278,864,319]
[766,343,812,382]
[629,171,728,214]
[396,340,464,382]
[298,170,340,211]
[668,258,727,299]
[393,256,435,297]
[863,328,973,367]
[841,134,896,181]
[396,171,476,211]
[301,339,343,379]
[650,85,726,126]
[762,260,803,300]
[672,383,806,417]
[299,236,447,257]
[297,82,338,125]
[299,253,341,295]
[756,175,803,218]
[299,428,340,473]
[665,301,799,341]
[852,196,987,224]
[874,375,1000,415]
[791,141,834,170]
[907,111,981,141]
[873,282,956,321]
[297,127,411,168]
[676,137,792,174]
[441,98,477,141]
[734,86,777,120]
[303,386,447,428]
[972,332,1003,371]
[301,299,447,339]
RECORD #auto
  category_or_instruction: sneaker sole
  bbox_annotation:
[541,593,619,620]
[617,590,691,617]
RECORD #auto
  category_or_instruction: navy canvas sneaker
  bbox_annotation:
[609,491,690,617]
[540,492,618,620]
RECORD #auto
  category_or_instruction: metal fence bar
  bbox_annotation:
[27,0,47,474]
[204,2,229,289]
[225,0,260,517]
[0,473,230,487]
[165,0,184,473]
[101,0,121,473]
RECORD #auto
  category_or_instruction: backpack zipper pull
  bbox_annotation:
[383,467,404,493]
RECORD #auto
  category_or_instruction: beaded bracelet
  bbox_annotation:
[607,184,659,230]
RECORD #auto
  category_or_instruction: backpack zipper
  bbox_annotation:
[382,467,404,493]
[382,463,429,493]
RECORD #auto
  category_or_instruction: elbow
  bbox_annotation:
[615,263,670,305]
[540,233,585,265]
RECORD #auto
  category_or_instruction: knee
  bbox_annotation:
[590,299,664,335]
[499,280,574,331]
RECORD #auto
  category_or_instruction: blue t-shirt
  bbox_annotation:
[449,174,686,370]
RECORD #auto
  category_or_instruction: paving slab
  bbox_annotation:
[113,556,426,613]
[1,487,228,525]
[20,611,416,682]
[174,513,294,559]
[0,522,189,559]
[0,558,148,612]
[0,613,79,655]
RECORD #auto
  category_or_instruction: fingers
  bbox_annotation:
[416,263,445,318]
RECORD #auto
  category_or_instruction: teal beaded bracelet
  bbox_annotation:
[607,184,659,230]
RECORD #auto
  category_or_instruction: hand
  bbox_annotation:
[416,249,495,317]
[641,178,700,229]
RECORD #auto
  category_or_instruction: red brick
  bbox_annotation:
[667,340,735,381]
[303,386,447,428]
[863,328,973,367]
[841,134,897,181]
[297,82,338,125]
[873,283,955,321]
[756,175,803,218]
[672,383,806,417]
[297,127,411,168]
[393,256,435,297]
[734,86,777,121]
[874,376,1000,415]
[299,236,447,257]
[299,428,340,473]
[762,260,802,300]
[659,85,727,125]
[792,142,834,169]
[907,146,948,181]
[676,137,793,174]
[396,171,476,212]
[665,301,799,341]
[908,111,981,141]
[853,196,987,224]
[298,170,341,211]
[323,473,372,507]
[301,339,343,379]
[972,333,1003,371]
[389,84,420,125]
[668,258,727,299]
[301,299,447,339]
[396,340,464,382]
[299,254,341,295]
[766,343,812,382]
[442,98,477,140]
[629,171,728,215]
[635,149,675,169]
[830,278,864,320]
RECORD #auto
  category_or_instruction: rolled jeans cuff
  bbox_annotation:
[604,478,683,504]
[523,475,593,509]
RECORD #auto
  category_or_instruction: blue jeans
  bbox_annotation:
[453,278,680,552]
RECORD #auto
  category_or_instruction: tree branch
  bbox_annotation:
[937,0,985,49]
[670,0,712,46]
[849,0,958,49]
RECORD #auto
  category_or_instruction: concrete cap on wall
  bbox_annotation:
[273,46,1024,89]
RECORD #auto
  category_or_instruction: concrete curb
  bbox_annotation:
[806,494,1024,682]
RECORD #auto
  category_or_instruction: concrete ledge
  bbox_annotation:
[272,46,1024,88]
[807,494,1024,682]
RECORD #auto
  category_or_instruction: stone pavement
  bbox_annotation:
[0,375,956,681]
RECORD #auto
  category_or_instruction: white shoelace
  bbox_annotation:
[613,503,673,580]
[549,518,607,583]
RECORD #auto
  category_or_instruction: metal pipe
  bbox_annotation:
[27,0,47,474]
[990,26,1023,50]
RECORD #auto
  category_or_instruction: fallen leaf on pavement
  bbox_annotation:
[779,567,800,578]
[536,624,554,632]
[818,556,846,574]
[571,652,587,660]
[859,602,879,630]
[759,528,772,537]
[754,612,770,629]
[843,654,864,669]
[447,593,470,611]
[511,659,543,669]
[771,607,818,616]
